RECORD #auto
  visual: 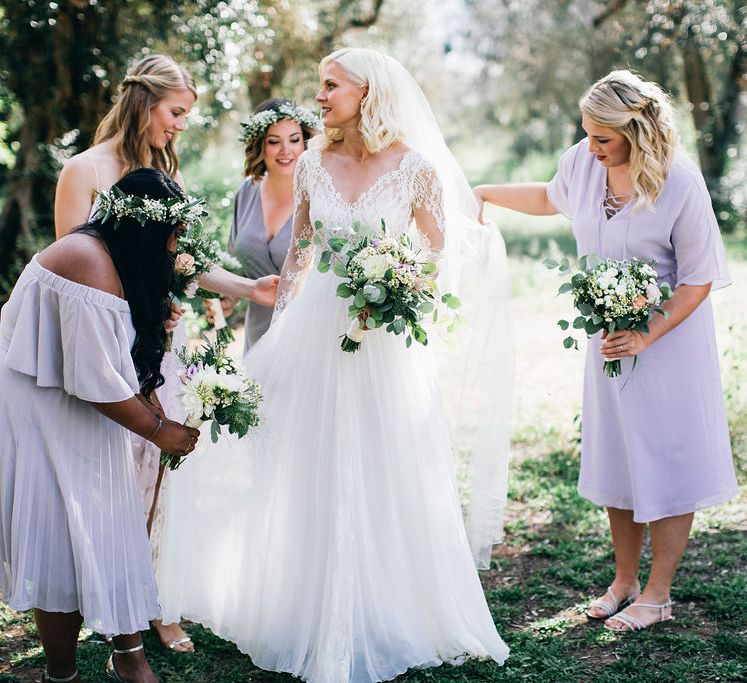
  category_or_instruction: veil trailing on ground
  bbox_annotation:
[385,55,512,568]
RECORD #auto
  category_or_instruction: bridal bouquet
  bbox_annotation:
[168,224,224,350]
[160,338,263,470]
[311,219,460,353]
[172,223,223,302]
[545,254,671,377]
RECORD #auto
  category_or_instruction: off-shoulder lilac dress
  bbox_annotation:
[547,140,738,522]
[0,257,159,635]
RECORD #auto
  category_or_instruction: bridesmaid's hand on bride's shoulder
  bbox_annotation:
[152,419,201,456]
[249,275,280,307]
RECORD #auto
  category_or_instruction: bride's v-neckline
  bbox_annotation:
[316,149,416,207]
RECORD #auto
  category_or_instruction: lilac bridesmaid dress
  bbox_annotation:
[228,179,292,353]
[547,140,738,522]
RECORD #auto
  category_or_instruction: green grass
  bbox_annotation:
[2,433,744,683]
[1,223,745,683]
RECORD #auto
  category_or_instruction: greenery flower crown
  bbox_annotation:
[94,185,208,229]
[239,102,321,144]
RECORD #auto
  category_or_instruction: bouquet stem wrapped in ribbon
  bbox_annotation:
[545,253,671,378]
[310,219,461,353]
[160,338,262,470]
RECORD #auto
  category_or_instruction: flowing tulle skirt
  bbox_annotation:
[157,270,508,682]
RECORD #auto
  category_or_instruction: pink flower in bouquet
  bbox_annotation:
[175,253,196,276]
[632,294,647,310]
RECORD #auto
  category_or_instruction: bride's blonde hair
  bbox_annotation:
[580,70,678,212]
[312,48,405,153]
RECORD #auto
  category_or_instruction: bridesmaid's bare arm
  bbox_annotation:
[93,397,198,454]
[54,157,98,238]
[198,267,279,307]
[473,183,558,219]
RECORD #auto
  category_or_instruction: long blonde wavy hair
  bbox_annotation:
[312,48,405,154]
[94,54,196,178]
[580,70,678,212]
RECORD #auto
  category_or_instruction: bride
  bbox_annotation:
[157,48,511,682]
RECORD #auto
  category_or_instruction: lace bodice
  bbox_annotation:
[274,148,446,318]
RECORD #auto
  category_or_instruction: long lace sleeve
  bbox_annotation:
[272,154,316,322]
[411,160,446,259]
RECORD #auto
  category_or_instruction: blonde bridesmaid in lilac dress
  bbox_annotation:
[474,70,737,632]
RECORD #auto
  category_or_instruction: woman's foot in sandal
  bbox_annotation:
[586,581,640,619]
[106,643,158,682]
[152,619,194,653]
[604,597,674,632]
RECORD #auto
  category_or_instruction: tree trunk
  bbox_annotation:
[0,2,125,298]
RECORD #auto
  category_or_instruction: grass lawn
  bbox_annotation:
[1,214,745,683]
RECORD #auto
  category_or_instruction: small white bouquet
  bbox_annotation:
[160,338,262,470]
[545,254,671,377]
[309,219,460,352]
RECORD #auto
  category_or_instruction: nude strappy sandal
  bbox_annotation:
[586,583,641,619]
[604,599,674,632]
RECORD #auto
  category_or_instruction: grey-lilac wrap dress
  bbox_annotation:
[546,140,738,522]
[228,179,292,352]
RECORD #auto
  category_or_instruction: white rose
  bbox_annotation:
[645,283,661,304]
[361,254,394,280]
[181,386,205,420]
[614,283,627,296]
[218,373,245,393]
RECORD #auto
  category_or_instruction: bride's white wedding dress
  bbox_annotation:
[157,146,509,682]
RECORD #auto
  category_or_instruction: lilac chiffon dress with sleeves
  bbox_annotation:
[546,140,738,522]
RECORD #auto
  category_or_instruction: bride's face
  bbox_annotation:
[316,61,367,129]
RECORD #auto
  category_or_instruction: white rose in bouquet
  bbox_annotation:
[361,253,396,280]
[645,283,662,304]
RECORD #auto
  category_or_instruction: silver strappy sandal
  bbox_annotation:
[42,670,79,682]
[165,636,194,652]
[586,583,641,619]
[106,642,144,682]
[604,599,674,632]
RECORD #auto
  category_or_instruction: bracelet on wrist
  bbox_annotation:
[147,417,164,443]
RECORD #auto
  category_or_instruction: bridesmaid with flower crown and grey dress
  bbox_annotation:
[210,98,320,351]
[474,70,737,633]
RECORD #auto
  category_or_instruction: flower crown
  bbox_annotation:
[239,102,321,144]
[94,185,208,229]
